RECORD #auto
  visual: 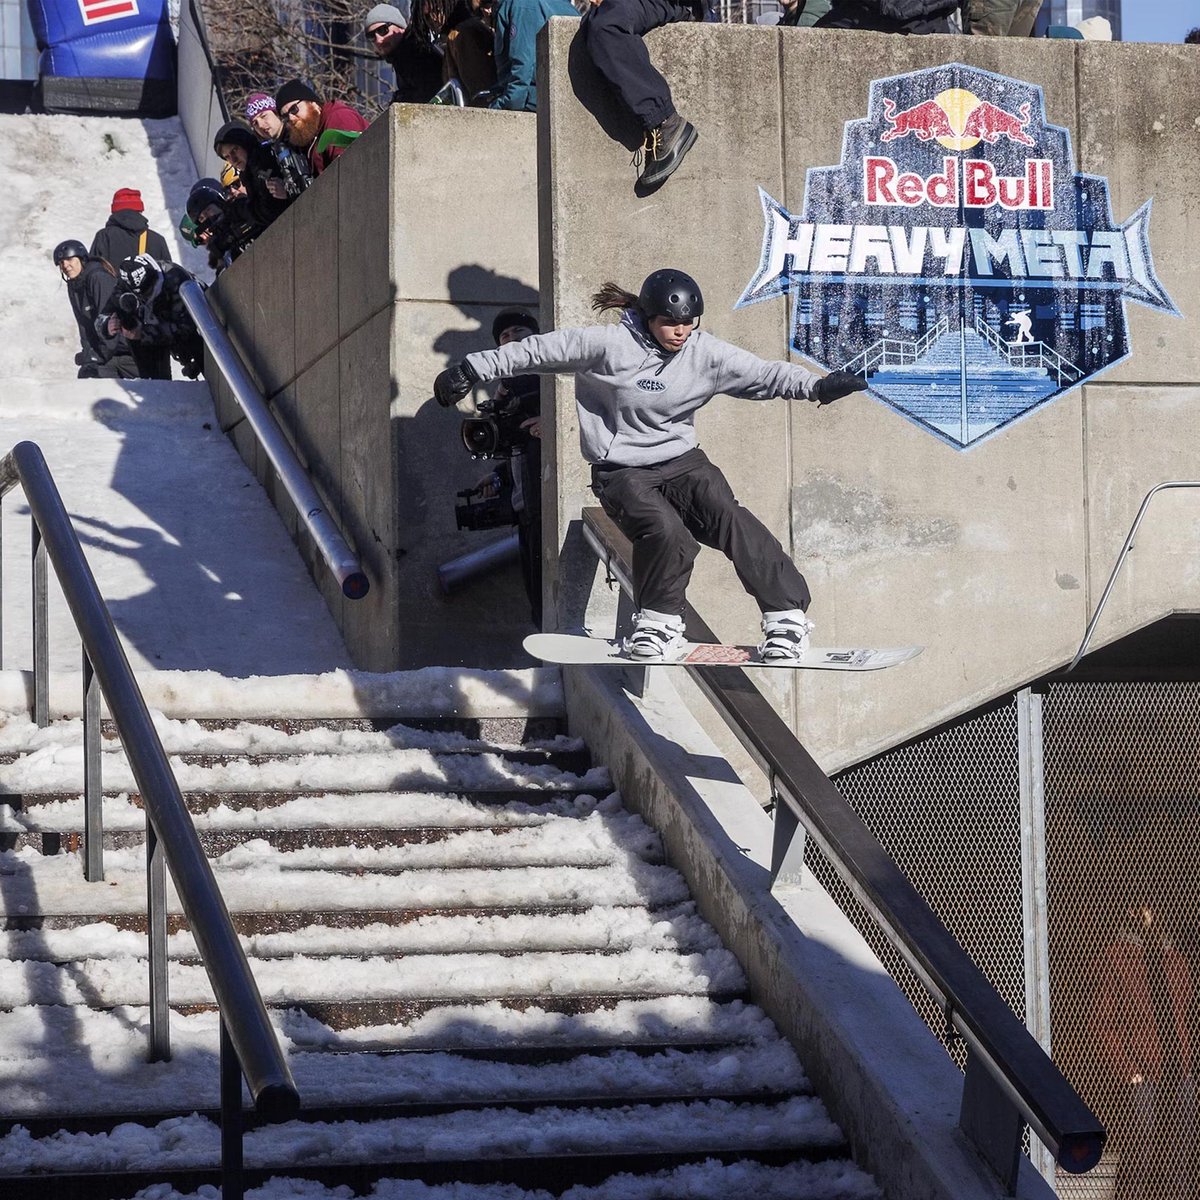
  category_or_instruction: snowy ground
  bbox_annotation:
[0,379,350,674]
[0,113,209,384]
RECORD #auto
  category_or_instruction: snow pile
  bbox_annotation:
[0,114,209,385]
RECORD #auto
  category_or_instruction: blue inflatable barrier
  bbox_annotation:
[26,0,176,116]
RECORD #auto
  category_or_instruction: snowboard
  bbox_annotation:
[525,633,922,671]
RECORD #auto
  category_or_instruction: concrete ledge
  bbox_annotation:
[564,662,1056,1200]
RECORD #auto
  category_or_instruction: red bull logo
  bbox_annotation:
[881,88,1034,150]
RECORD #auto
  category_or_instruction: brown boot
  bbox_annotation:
[637,112,698,192]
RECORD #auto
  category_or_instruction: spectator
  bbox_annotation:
[488,0,578,111]
[245,93,313,199]
[90,188,170,267]
[213,121,293,231]
[577,0,701,194]
[446,0,498,102]
[814,0,959,32]
[220,161,247,202]
[52,239,137,379]
[965,0,1041,35]
[366,1,445,104]
[1091,899,1195,1200]
[186,177,255,275]
[97,254,205,381]
[773,0,832,24]
[275,80,370,177]
[1187,28,1200,44]
[434,269,867,661]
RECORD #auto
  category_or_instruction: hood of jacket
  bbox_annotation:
[106,209,150,235]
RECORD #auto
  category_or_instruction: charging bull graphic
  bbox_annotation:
[738,64,1178,450]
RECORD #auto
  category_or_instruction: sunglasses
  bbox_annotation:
[281,101,305,120]
[368,24,396,38]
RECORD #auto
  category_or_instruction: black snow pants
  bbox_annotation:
[579,0,693,131]
[590,447,811,618]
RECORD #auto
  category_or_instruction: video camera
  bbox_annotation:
[114,290,143,332]
[458,375,539,460]
[454,482,517,531]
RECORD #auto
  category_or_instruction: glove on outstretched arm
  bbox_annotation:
[811,370,868,405]
[434,360,480,407]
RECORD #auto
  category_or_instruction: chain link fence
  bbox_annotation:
[817,682,1200,1198]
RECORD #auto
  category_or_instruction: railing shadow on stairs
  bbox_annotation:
[580,505,1105,1196]
[0,440,300,1200]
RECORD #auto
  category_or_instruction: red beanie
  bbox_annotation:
[111,188,144,213]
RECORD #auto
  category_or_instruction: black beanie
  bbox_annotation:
[275,80,320,110]
[492,308,539,344]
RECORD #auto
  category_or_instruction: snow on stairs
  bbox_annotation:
[0,710,881,1200]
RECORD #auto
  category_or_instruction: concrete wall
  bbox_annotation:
[538,24,1200,771]
[176,0,227,177]
[208,105,541,669]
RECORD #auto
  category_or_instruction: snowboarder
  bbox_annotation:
[52,239,137,379]
[434,268,866,662]
[1005,309,1033,344]
[97,254,205,381]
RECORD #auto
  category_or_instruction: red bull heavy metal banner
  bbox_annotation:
[738,64,1178,450]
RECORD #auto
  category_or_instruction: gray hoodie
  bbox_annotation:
[464,311,822,468]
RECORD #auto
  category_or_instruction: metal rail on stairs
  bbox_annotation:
[0,441,300,1200]
[180,280,370,602]
[580,505,1105,1196]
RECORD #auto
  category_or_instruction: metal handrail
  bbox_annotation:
[180,281,370,601]
[580,506,1104,1192]
[1067,480,1200,672]
[0,441,300,1198]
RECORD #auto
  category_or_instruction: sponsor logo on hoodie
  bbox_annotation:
[636,378,666,392]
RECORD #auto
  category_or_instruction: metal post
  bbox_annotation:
[31,520,48,728]
[1018,687,1055,1185]
[220,1015,245,1200]
[770,796,807,888]
[82,651,104,882]
[146,819,171,1061]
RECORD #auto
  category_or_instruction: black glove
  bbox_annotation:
[812,370,868,406]
[434,361,479,407]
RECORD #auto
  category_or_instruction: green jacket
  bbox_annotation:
[966,0,1042,36]
[781,0,832,25]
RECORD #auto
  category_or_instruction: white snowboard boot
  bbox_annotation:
[758,609,813,663]
[624,609,687,662]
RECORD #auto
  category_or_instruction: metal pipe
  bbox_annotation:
[179,281,369,602]
[32,521,47,728]
[437,533,520,594]
[147,819,170,1062]
[83,651,104,882]
[1067,481,1200,672]
[0,442,299,1118]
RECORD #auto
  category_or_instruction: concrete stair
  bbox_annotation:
[870,329,1059,438]
[0,708,881,1199]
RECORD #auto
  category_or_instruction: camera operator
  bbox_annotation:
[97,254,205,381]
[186,177,259,275]
[441,308,543,624]
[244,93,313,199]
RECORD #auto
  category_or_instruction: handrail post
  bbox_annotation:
[82,650,104,882]
[31,519,48,727]
[221,1015,245,1200]
[146,819,171,1062]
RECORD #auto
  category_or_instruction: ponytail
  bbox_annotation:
[590,281,641,315]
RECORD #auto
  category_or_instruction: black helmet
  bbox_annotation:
[117,254,161,295]
[492,308,539,344]
[638,269,703,323]
[52,239,89,266]
[186,177,227,222]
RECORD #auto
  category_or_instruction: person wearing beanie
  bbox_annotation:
[90,188,171,268]
[244,92,313,199]
[275,79,370,177]
[367,0,447,105]
[213,120,294,231]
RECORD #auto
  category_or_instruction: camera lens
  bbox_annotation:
[461,418,499,457]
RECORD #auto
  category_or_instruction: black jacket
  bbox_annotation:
[385,30,446,104]
[213,121,295,234]
[67,259,132,368]
[815,0,957,31]
[90,210,171,269]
